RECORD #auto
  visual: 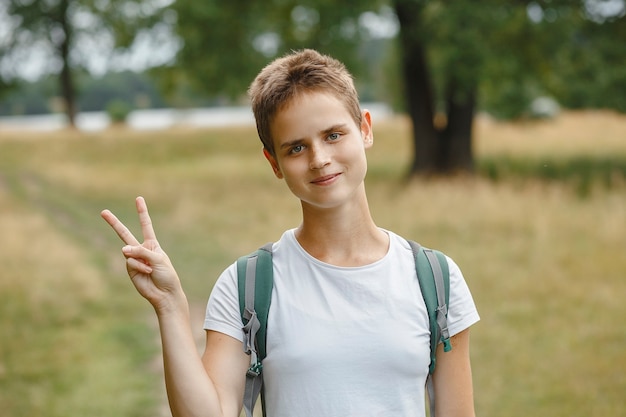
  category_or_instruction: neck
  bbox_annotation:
[295,194,389,267]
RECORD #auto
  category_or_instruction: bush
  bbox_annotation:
[105,100,133,124]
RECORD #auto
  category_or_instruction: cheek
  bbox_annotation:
[347,150,369,179]
[281,175,306,199]
[280,157,308,175]
[341,142,368,166]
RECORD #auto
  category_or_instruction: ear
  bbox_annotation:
[360,109,374,149]
[263,148,283,179]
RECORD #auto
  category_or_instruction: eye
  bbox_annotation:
[328,132,341,141]
[289,144,305,155]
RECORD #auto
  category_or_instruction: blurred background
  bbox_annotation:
[0,1,625,416]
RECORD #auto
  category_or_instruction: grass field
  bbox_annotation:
[1,110,625,416]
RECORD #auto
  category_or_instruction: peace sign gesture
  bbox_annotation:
[101,197,183,313]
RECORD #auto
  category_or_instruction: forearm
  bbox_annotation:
[156,297,223,417]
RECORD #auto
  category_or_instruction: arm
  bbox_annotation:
[200,331,250,416]
[432,328,476,417]
[158,308,249,417]
[101,197,248,417]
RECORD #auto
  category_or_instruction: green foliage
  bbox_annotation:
[0,76,17,101]
[0,71,170,116]
[1,0,171,74]
[80,71,167,112]
[106,99,133,123]
[480,78,540,120]
[546,15,626,112]
[0,76,58,115]
[169,0,388,99]
[0,0,173,124]
[441,1,626,119]
[2,0,624,121]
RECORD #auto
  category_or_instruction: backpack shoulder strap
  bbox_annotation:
[236,242,274,417]
[407,240,452,372]
[408,240,451,417]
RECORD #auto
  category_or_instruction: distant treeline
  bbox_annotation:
[0,71,223,116]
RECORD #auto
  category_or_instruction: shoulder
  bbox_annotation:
[382,229,414,254]
[205,261,244,341]
[267,228,297,254]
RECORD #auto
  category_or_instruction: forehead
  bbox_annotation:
[287,90,347,111]
[270,91,356,140]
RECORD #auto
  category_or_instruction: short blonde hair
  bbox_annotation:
[248,49,362,157]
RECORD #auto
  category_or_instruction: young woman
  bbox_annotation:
[101,49,479,417]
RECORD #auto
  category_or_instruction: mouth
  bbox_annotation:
[311,173,341,185]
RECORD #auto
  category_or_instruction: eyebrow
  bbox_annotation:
[279,138,305,151]
[321,123,349,137]
[279,123,349,150]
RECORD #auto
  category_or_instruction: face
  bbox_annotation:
[264,91,373,210]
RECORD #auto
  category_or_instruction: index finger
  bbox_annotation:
[100,208,141,246]
[135,196,158,242]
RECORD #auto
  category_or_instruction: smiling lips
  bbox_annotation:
[311,173,341,185]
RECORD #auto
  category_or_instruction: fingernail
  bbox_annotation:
[122,245,132,253]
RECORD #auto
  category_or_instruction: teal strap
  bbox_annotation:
[237,244,273,360]
[409,241,438,374]
[237,243,274,417]
[408,240,451,417]
[424,249,452,352]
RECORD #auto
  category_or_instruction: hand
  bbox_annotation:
[101,197,184,312]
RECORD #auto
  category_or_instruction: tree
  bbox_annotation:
[0,0,172,127]
[541,0,626,112]
[165,0,625,175]
[167,0,499,175]
[166,0,386,100]
[394,0,507,174]
[480,1,626,118]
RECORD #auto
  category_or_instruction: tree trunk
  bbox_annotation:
[393,0,476,176]
[57,0,76,128]
[441,79,476,173]
[393,0,438,175]
[59,47,76,128]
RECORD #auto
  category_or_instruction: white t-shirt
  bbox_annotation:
[205,229,480,417]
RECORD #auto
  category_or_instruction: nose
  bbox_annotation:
[309,144,331,170]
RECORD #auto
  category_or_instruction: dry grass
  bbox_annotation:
[0,174,157,416]
[475,110,626,157]
[0,111,625,416]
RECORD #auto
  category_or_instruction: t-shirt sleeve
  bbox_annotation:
[445,255,480,337]
[203,262,245,342]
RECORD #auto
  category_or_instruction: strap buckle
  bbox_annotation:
[247,361,263,377]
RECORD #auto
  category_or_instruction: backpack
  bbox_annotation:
[236,240,451,417]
